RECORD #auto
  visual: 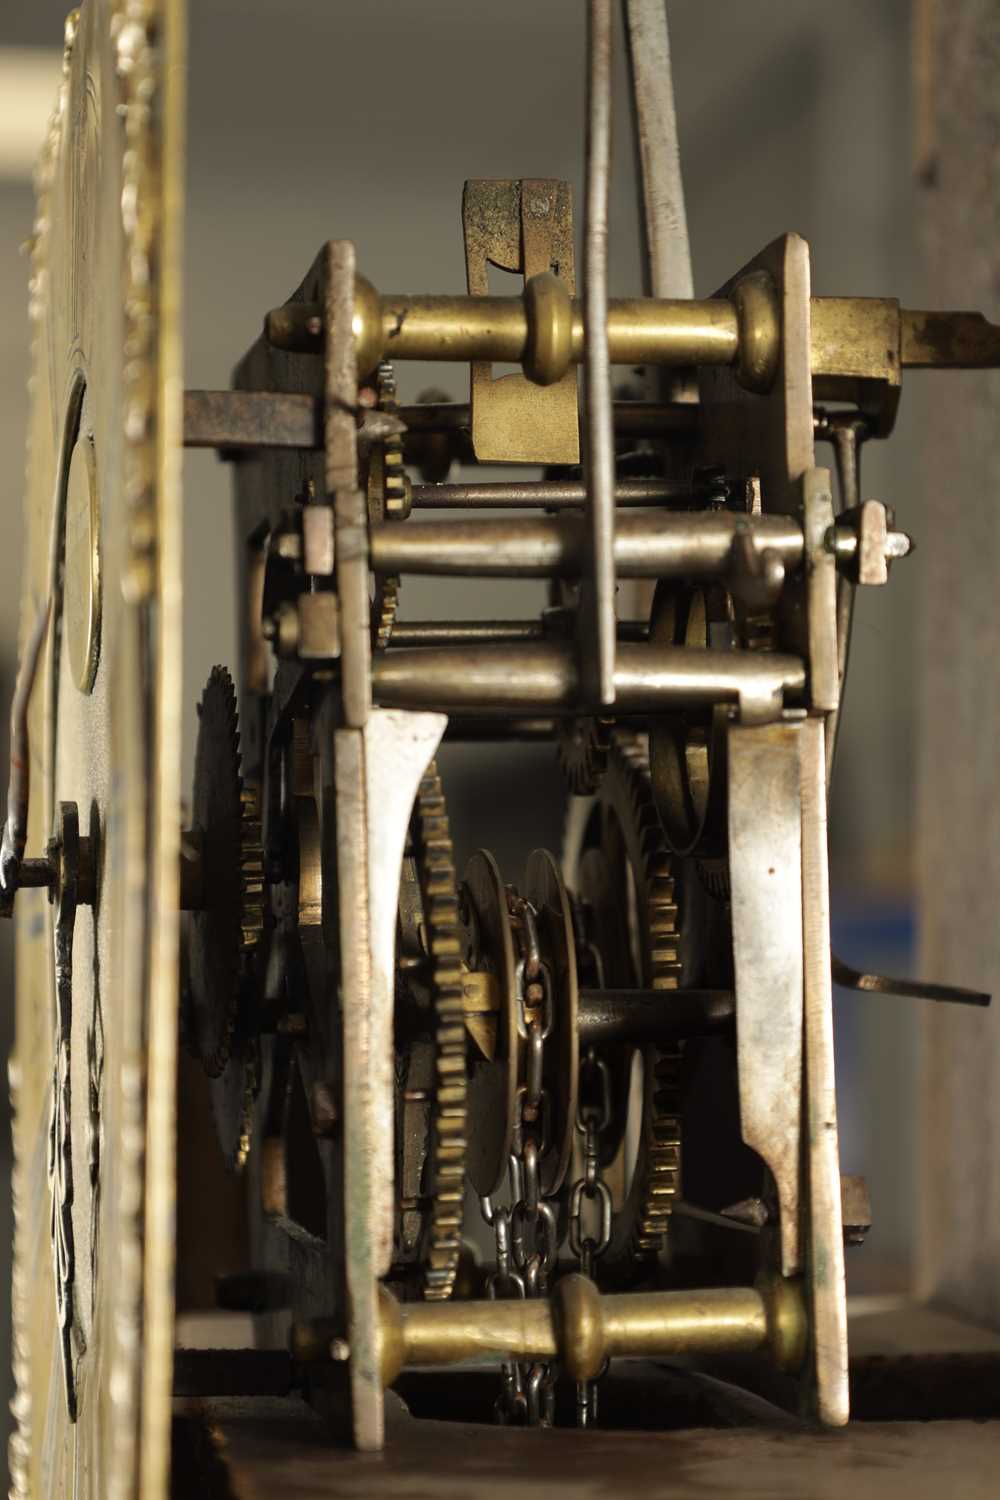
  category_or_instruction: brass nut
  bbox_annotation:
[731,269,780,395]
[523,271,573,387]
[756,1271,807,1373]
[353,274,383,379]
[553,1273,606,1382]
[377,1284,405,1388]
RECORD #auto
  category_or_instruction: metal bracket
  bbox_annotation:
[801,466,839,714]
[728,717,849,1423]
[463,179,579,466]
[727,720,804,1279]
[324,240,370,729]
[799,717,849,1425]
[336,708,446,1450]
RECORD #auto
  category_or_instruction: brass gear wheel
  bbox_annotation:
[396,761,468,1299]
[369,361,407,649]
[187,667,265,1167]
[588,735,684,1272]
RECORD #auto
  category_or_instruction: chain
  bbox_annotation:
[481,1194,529,1424]
[479,890,558,1427]
[568,1046,613,1426]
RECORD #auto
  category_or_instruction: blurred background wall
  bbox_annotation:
[0,0,933,1454]
[915,0,1000,1328]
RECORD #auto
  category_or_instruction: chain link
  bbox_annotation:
[479,900,618,1427]
[569,1047,613,1426]
[479,890,560,1426]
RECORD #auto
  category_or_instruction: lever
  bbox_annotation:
[832,953,990,1008]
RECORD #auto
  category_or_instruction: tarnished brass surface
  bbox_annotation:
[375,1275,807,1387]
[731,269,781,393]
[268,286,741,374]
[463,178,580,464]
[461,969,501,1061]
[269,282,1000,419]
[12,2,184,1497]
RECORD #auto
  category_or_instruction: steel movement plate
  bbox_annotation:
[11,2,184,1496]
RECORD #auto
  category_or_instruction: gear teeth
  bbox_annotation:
[601,735,684,1264]
[194,668,264,1171]
[697,855,731,902]
[376,362,412,522]
[372,571,400,651]
[239,785,265,953]
[408,760,468,1300]
[556,716,613,796]
[197,668,243,1080]
[371,362,406,649]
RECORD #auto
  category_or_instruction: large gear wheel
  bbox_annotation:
[187,667,265,1168]
[582,734,685,1277]
[393,761,467,1299]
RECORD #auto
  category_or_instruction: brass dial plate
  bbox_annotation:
[11,4,185,1497]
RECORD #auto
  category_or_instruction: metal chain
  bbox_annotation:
[568,1046,613,1426]
[479,890,558,1427]
[481,1194,529,1424]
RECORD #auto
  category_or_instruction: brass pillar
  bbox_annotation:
[374,1273,806,1387]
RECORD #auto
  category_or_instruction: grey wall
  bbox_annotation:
[916,0,1000,1328]
[0,0,926,1452]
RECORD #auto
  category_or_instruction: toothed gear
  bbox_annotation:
[592,734,684,1271]
[397,762,468,1299]
[369,361,407,649]
[372,571,400,652]
[187,667,264,1168]
[647,581,730,861]
[376,361,411,521]
[556,716,613,796]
